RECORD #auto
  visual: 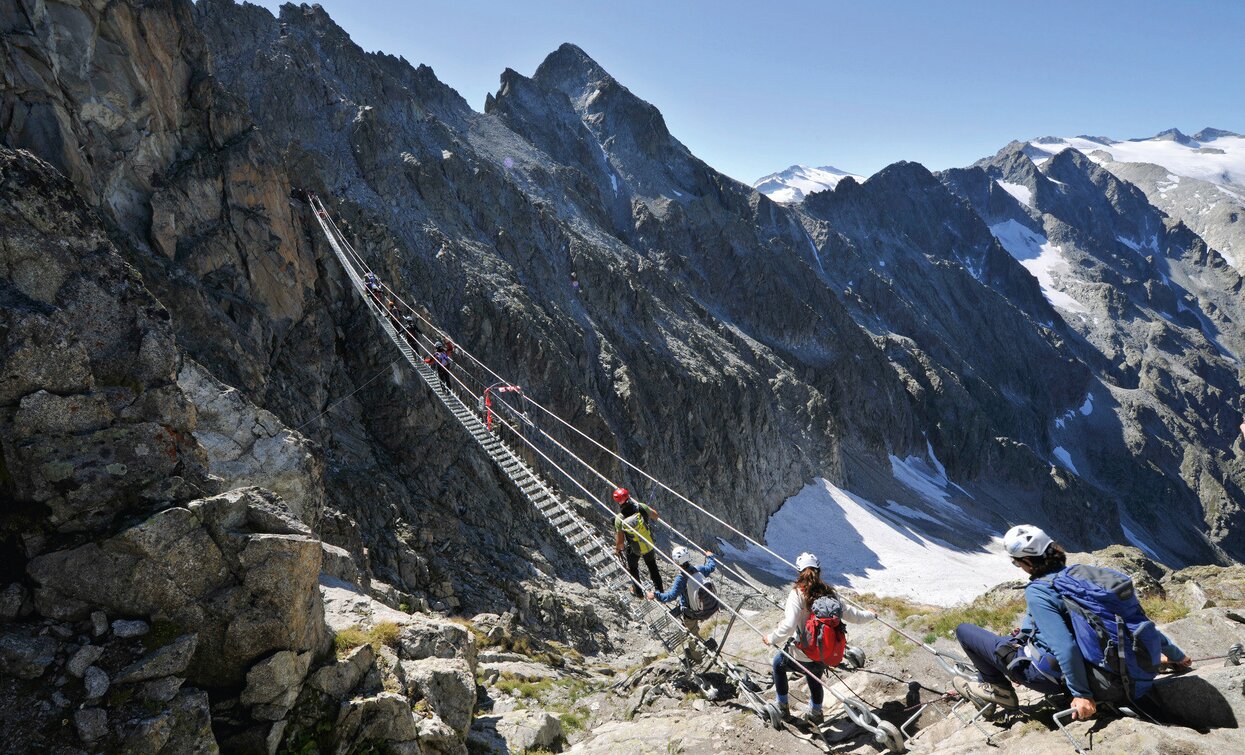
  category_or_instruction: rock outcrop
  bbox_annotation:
[2,0,1244,751]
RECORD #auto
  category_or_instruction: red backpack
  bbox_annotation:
[796,595,847,665]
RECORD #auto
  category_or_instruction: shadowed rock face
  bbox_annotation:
[1,1,1244,751]
[0,148,211,558]
[944,143,1245,562]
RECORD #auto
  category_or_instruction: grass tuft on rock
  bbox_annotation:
[334,621,402,656]
[1140,595,1190,623]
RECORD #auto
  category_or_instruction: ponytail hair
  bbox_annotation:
[1026,543,1068,579]
[795,567,836,610]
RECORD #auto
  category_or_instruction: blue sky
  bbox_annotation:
[246,1,1244,183]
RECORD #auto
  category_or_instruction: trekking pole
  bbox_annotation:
[1182,642,1244,667]
[1052,709,1089,755]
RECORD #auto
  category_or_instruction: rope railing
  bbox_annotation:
[308,193,936,749]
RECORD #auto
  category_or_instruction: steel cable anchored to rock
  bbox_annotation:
[310,192,915,750]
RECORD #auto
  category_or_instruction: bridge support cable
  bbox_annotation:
[324,213,977,676]
[308,193,909,751]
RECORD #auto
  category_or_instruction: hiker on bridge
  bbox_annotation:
[424,341,452,394]
[613,488,664,598]
[647,546,718,659]
[953,525,1190,721]
[762,552,876,724]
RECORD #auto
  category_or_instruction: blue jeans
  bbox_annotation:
[955,623,1065,696]
[772,651,824,705]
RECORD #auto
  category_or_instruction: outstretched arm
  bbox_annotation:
[652,573,685,603]
[1026,583,1093,699]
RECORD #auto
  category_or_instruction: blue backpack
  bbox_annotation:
[1047,564,1163,701]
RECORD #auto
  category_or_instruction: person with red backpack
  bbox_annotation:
[762,552,876,724]
[953,525,1190,721]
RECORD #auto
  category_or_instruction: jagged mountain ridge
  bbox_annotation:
[1,0,1244,750]
[73,2,1245,558]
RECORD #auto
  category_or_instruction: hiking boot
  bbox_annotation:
[702,637,719,652]
[803,708,824,726]
[776,701,790,719]
[953,677,1018,709]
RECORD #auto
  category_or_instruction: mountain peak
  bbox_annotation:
[753,164,863,203]
[534,43,610,88]
[1147,128,1197,146]
[1192,127,1241,142]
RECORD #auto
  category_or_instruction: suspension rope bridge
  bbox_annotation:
[304,191,1015,752]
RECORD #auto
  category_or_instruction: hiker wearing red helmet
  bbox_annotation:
[612,487,664,598]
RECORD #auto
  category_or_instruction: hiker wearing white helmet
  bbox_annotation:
[762,552,876,725]
[648,546,719,660]
[953,524,1190,722]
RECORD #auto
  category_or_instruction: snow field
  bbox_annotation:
[988,220,1088,313]
[723,476,1013,606]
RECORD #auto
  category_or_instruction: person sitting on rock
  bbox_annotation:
[612,487,664,598]
[647,546,718,658]
[953,524,1191,721]
[762,552,876,724]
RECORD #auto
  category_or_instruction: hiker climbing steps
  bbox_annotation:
[308,193,1044,752]
[308,194,694,657]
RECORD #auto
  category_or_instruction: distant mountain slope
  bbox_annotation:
[753,164,864,203]
[1022,129,1245,269]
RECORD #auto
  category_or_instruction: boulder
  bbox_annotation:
[470,710,563,754]
[1166,565,1245,607]
[141,676,186,703]
[398,613,478,672]
[1160,609,1245,661]
[28,488,330,688]
[239,650,313,721]
[0,583,28,621]
[320,543,362,587]
[320,577,410,631]
[113,619,151,638]
[418,713,463,755]
[307,644,374,699]
[115,634,198,684]
[401,657,476,736]
[1068,545,1170,597]
[120,689,218,754]
[178,360,324,531]
[83,665,110,699]
[73,707,108,744]
[15,390,115,435]
[67,644,105,677]
[0,632,58,679]
[334,693,420,750]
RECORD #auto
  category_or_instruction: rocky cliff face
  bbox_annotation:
[184,1,1245,566]
[1,0,1244,751]
[942,143,1245,561]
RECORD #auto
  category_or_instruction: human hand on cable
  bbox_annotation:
[645,591,655,600]
[1161,653,1193,669]
[704,550,714,557]
[1070,697,1096,721]
[761,635,771,646]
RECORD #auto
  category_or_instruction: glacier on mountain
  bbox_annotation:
[753,164,864,203]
